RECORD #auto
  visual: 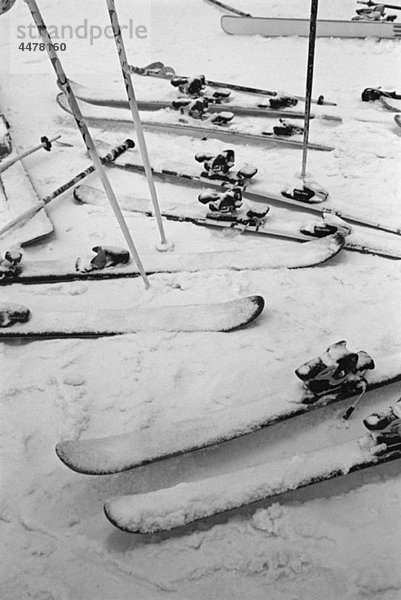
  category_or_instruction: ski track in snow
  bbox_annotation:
[1,0,401,598]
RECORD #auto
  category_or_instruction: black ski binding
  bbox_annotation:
[76,246,130,273]
[282,180,329,204]
[195,149,257,183]
[171,75,206,97]
[209,111,234,126]
[199,186,243,214]
[269,94,298,109]
[0,250,23,280]
[364,399,401,453]
[361,87,401,102]
[273,119,304,137]
[296,340,375,404]
[237,206,270,229]
[0,302,30,328]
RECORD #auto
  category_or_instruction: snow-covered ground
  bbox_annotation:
[1,0,401,598]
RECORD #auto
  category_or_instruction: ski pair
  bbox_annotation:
[74,184,401,261]
[70,80,338,121]
[57,93,334,152]
[55,341,401,533]
[98,160,401,260]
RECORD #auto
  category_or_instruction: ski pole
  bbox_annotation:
[0,134,61,174]
[205,0,252,17]
[301,0,319,179]
[0,139,134,237]
[23,0,150,289]
[357,0,401,10]
[0,0,16,15]
[105,0,172,252]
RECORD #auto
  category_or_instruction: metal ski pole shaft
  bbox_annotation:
[205,0,252,17]
[301,0,319,179]
[0,139,134,237]
[23,0,150,289]
[105,0,172,252]
[0,134,61,174]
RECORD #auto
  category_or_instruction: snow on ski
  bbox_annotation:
[0,233,346,286]
[57,93,333,152]
[0,114,54,247]
[128,61,337,106]
[69,80,313,120]
[103,437,401,533]
[0,296,264,339]
[221,15,401,38]
[55,351,401,475]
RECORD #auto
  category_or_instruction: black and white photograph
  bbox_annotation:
[1,0,401,598]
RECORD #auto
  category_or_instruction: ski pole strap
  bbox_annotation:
[342,379,367,420]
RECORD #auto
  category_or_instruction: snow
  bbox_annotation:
[1,0,401,599]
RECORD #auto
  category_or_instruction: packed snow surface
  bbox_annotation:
[1,0,401,599]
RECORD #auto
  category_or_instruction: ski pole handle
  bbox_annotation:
[0,139,134,237]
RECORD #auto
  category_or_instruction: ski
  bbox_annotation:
[0,296,264,340]
[204,0,252,17]
[0,114,54,247]
[70,80,318,120]
[128,61,336,106]
[73,184,401,260]
[221,15,401,38]
[103,436,401,533]
[0,230,346,287]
[55,348,401,475]
[395,114,401,128]
[109,159,401,242]
[58,93,333,151]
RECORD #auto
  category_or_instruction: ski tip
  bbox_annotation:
[55,441,97,475]
[103,501,137,534]
[73,186,84,204]
[250,294,265,315]
[226,295,265,332]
